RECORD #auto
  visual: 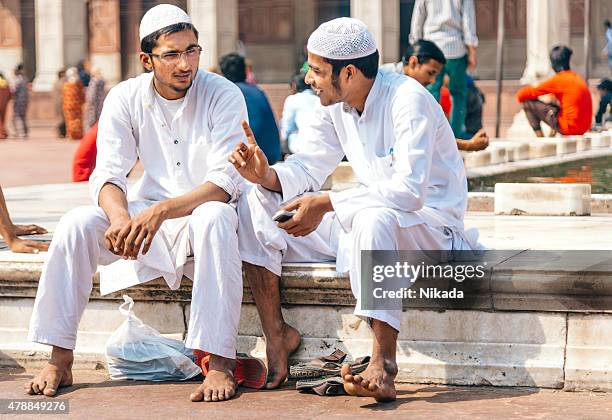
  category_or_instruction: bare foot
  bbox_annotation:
[24,348,73,397]
[341,359,398,402]
[190,355,237,403]
[264,323,300,389]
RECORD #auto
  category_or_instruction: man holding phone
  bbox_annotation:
[229,18,479,402]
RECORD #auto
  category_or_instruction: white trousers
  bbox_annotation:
[28,201,243,359]
[237,186,454,332]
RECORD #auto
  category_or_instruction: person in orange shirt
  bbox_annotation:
[516,45,592,137]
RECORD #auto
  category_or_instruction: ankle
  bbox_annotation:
[208,354,236,373]
[263,320,290,339]
[50,347,74,366]
[369,355,398,373]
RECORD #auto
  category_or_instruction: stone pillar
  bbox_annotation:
[0,0,22,78]
[120,0,142,80]
[33,0,88,91]
[350,0,400,63]
[507,0,570,139]
[89,0,121,85]
[520,0,570,85]
[188,0,238,71]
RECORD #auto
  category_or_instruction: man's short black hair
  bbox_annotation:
[605,19,611,28]
[402,39,446,66]
[140,22,199,54]
[219,53,247,83]
[550,45,572,72]
[291,71,309,93]
[323,50,380,85]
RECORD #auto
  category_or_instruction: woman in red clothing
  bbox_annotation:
[516,46,592,137]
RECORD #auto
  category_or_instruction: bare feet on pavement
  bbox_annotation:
[25,347,73,397]
[341,358,398,402]
[264,323,301,389]
[190,354,237,403]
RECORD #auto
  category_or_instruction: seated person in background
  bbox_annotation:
[516,45,592,137]
[280,71,319,155]
[0,185,49,254]
[381,40,488,151]
[220,53,281,164]
[594,78,612,129]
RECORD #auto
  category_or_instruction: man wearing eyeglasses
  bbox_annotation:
[25,4,248,403]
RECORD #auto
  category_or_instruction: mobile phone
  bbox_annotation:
[272,210,296,223]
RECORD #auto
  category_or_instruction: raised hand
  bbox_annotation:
[228,121,271,185]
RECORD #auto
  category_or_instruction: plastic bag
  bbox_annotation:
[105,295,201,381]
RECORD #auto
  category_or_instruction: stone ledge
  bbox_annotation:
[494,183,591,216]
[2,250,611,312]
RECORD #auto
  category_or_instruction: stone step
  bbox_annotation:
[585,132,612,149]
[529,142,557,159]
[1,251,611,390]
[467,192,612,213]
[539,138,578,155]
[494,183,591,216]
[462,150,492,168]
[488,141,530,162]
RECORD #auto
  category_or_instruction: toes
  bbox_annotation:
[31,381,41,394]
[340,364,352,381]
[211,389,219,402]
[190,390,204,402]
[367,382,378,391]
[43,373,62,397]
[43,387,57,397]
[353,374,364,384]
[360,379,370,389]
[225,386,235,400]
[265,373,285,389]
[24,381,36,395]
[217,389,225,401]
[204,387,213,402]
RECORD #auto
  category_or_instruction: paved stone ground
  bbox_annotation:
[0,126,142,188]
[1,368,611,419]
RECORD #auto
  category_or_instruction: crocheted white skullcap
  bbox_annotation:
[307,17,377,60]
[139,4,192,41]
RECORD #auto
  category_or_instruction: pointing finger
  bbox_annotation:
[242,120,257,145]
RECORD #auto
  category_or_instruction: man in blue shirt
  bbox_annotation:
[220,53,281,164]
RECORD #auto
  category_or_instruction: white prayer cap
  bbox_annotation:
[139,4,192,41]
[307,17,377,60]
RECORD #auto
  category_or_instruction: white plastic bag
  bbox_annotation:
[105,295,201,381]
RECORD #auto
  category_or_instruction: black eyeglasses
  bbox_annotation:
[149,45,202,64]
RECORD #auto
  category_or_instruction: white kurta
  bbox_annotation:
[89,70,247,293]
[29,70,248,358]
[238,70,479,331]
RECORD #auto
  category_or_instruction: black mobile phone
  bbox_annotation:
[272,210,295,223]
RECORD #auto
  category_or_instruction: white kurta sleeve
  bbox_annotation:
[203,84,249,203]
[89,86,137,206]
[328,89,438,232]
[271,106,344,202]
